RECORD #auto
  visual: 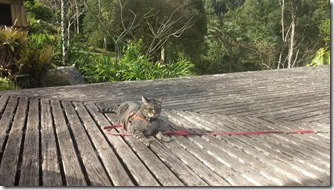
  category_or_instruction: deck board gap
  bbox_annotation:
[14,98,30,186]
[84,102,139,186]
[99,113,141,186]
[0,97,19,166]
[50,100,67,186]
[59,101,91,186]
[70,101,115,186]
[37,99,43,186]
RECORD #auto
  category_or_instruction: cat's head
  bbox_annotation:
[141,96,162,119]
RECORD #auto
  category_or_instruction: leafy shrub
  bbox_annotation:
[24,1,55,22]
[0,26,57,87]
[79,55,116,82]
[66,36,93,67]
[0,77,17,91]
[18,45,57,86]
[0,26,28,77]
[307,48,330,66]
[78,40,194,82]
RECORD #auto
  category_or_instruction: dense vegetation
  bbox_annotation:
[0,0,330,89]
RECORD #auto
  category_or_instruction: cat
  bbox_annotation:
[99,96,170,146]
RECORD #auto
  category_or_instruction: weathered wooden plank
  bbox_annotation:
[84,102,160,186]
[0,97,28,186]
[104,112,184,186]
[273,103,329,121]
[169,134,248,186]
[0,96,19,154]
[61,101,112,186]
[233,116,330,165]
[51,100,87,186]
[0,95,9,113]
[0,66,329,106]
[221,114,330,167]
[234,95,328,117]
[209,114,329,185]
[204,112,330,185]
[222,134,330,186]
[288,121,330,144]
[40,98,62,186]
[204,114,328,185]
[148,138,208,186]
[191,136,278,186]
[73,101,134,186]
[165,110,328,185]
[202,135,296,186]
[19,98,40,186]
[160,137,229,186]
[296,112,330,124]
[304,111,330,124]
[0,66,328,186]
[288,108,330,122]
[162,111,257,186]
[250,117,330,152]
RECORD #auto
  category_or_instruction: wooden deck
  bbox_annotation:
[0,66,330,186]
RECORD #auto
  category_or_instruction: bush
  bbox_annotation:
[0,77,17,91]
[0,26,57,87]
[307,48,330,66]
[66,36,93,67]
[78,41,194,82]
[0,26,28,77]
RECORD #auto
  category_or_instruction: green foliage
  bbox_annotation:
[18,44,57,86]
[83,0,207,63]
[66,36,93,67]
[0,77,17,91]
[307,48,330,66]
[201,0,330,72]
[24,1,55,22]
[0,26,58,87]
[25,1,57,35]
[78,41,194,82]
[0,26,28,76]
[319,18,330,45]
[22,0,330,81]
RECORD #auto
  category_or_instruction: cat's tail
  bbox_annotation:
[98,107,117,113]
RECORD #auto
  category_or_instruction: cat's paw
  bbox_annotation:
[156,131,171,142]
[142,138,151,146]
[161,135,171,142]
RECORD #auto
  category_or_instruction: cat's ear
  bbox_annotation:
[157,97,162,103]
[142,96,150,105]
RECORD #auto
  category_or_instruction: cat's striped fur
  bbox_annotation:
[99,96,170,146]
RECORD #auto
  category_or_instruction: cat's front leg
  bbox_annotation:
[132,130,151,146]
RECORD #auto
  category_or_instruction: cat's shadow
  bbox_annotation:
[158,115,214,136]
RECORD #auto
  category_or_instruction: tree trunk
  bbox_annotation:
[61,0,67,65]
[67,23,71,48]
[160,47,165,63]
[76,0,80,34]
[277,0,285,69]
[287,1,296,68]
[287,17,295,68]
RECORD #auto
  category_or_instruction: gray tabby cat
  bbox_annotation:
[100,96,170,146]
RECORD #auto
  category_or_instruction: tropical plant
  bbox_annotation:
[18,45,57,86]
[0,26,28,77]
[0,26,59,87]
